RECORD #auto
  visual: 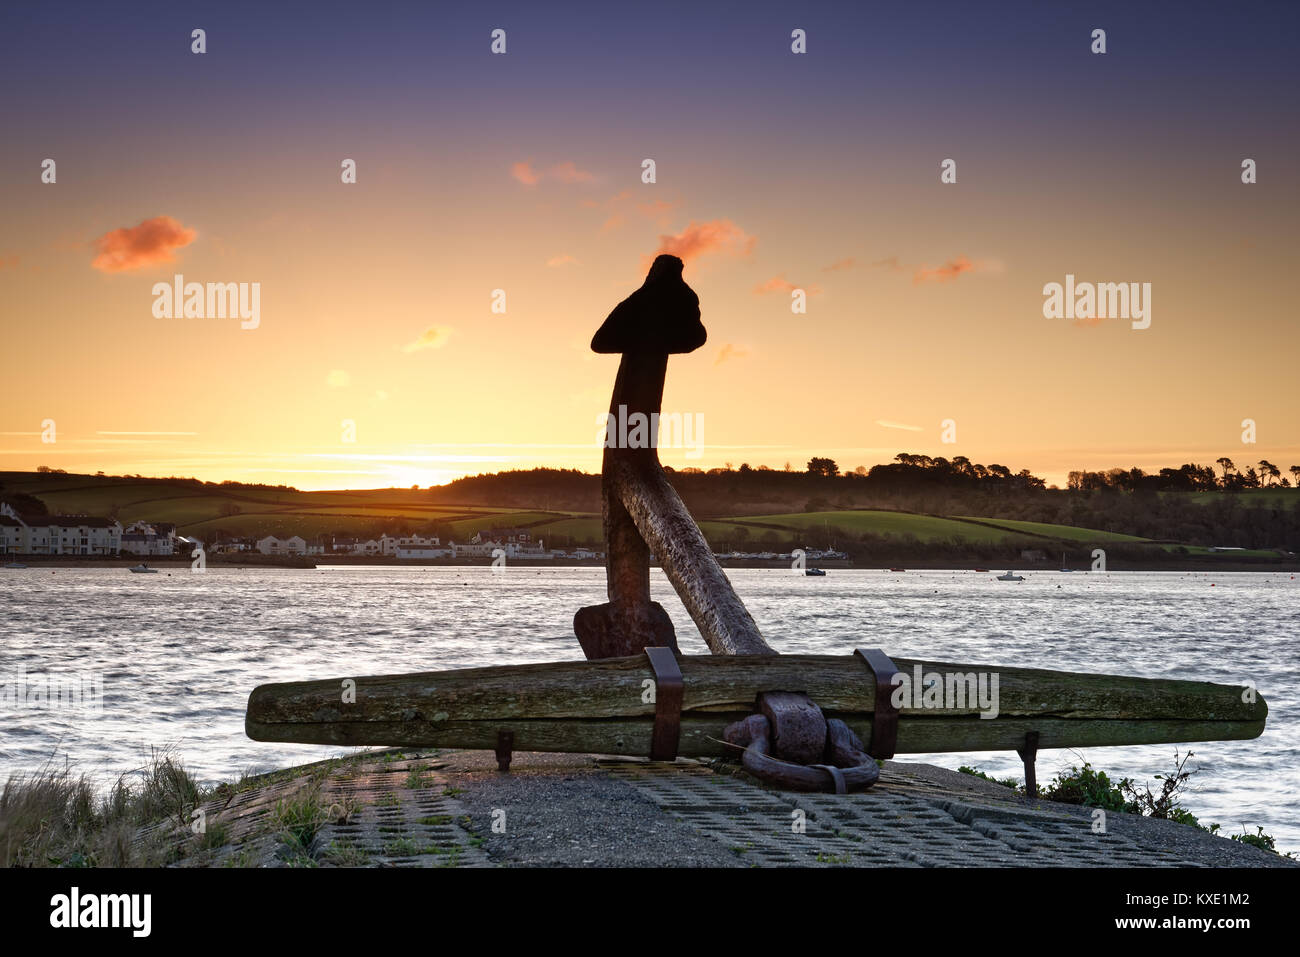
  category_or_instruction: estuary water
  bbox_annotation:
[2,566,1296,851]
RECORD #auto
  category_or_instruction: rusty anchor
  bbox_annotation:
[575,254,772,660]
[576,255,884,793]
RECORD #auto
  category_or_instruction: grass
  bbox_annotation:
[955,517,1151,543]
[723,510,1023,544]
[321,839,370,867]
[0,750,207,867]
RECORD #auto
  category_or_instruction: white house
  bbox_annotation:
[256,535,307,556]
[120,520,176,556]
[454,538,548,559]
[0,503,122,555]
[396,545,453,559]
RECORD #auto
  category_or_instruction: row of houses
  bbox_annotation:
[0,503,193,556]
[0,502,609,561]
[247,529,593,560]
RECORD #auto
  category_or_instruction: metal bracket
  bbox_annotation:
[495,730,514,773]
[1017,730,1040,798]
[644,646,683,761]
[854,648,900,759]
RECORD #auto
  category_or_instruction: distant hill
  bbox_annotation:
[2,469,1296,565]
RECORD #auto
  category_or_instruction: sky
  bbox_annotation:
[1,0,1297,490]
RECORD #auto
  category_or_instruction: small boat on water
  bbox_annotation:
[4,561,28,569]
[129,563,159,574]
[888,567,906,572]
[805,567,826,577]
[1059,552,1073,572]
[996,571,1025,582]
[973,567,989,572]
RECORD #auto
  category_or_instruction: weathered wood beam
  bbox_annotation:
[246,653,1266,755]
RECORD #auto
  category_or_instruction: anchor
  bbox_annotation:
[575,254,883,791]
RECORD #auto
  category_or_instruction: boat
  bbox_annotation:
[888,567,906,572]
[973,568,989,572]
[805,567,826,576]
[1059,552,1073,572]
[996,571,1024,581]
[4,561,28,569]
[128,563,159,574]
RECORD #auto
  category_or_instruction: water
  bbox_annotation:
[2,566,1296,851]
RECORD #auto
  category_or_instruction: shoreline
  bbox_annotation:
[7,555,1298,573]
[30,747,1294,869]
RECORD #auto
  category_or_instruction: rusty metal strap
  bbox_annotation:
[854,648,900,760]
[644,646,683,761]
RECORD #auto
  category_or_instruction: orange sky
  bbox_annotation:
[2,4,1297,491]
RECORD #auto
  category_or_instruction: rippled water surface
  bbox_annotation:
[2,566,1296,849]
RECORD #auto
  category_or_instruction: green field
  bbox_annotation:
[955,517,1151,543]
[2,472,1288,557]
[704,510,1013,544]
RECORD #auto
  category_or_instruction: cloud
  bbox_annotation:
[548,161,595,184]
[753,275,820,297]
[875,419,923,432]
[511,161,542,185]
[872,256,903,272]
[653,219,755,263]
[546,254,579,267]
[0,254,19,271]
[512,159,594,186]
[326,370,351,388]
[913,257,974,284]
[754,275,797,295]
[822,257,856,272]
[91,215,197,273]
[589,190,681,232]
[401,326,453,353]
[912,255,1003,284]
[715,343,750,366]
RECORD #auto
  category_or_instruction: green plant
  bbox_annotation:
[957,765,1022,790]
[322,839,371,866]
[1039,762,1134,812]
[1229,826,1277,853]
[271,786,327,854]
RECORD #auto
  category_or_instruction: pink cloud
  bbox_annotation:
[511,161,542,185]
[822,257,856,272]
[546,254,579,267]
[912,255,975,284]
[595,190,681,233]
[754,275,820,297]
[653,219,755,263]
[754,275,797,295]
[549,161,594,184]
[91,216,197,273]
[511,159,594,186]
